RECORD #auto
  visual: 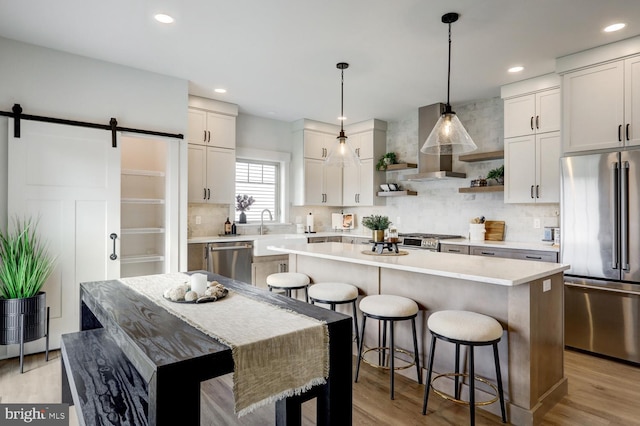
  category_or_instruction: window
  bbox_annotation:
[235,160,279,223]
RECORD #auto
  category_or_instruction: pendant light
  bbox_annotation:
[325,62,361,167]
[421,13,477,155]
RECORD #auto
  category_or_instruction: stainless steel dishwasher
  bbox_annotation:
[188,241,253,283]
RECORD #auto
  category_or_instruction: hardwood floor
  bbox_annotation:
[2,349,640,425]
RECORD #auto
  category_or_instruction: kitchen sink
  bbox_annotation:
[252,234,307,257]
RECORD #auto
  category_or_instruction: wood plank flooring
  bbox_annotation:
[1,349,640,425]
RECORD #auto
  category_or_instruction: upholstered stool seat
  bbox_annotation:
[355,295,422,400]
[422,310,507,426]
[266,272,310,302]
[309,282,360,347]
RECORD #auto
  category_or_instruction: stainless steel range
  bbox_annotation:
[398,233,463,251]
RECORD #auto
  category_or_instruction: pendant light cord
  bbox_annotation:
[340,67,345,132]
[446,21,452,107]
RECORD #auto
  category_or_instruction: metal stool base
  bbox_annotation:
[430,373,500,407]
[361,346,416,371]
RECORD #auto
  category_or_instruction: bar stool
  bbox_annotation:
[354,294,422,400]
[266,272,310,302]
[422,310,507,425]
[308,282,360,348]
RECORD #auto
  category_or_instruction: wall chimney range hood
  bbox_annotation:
[406,103,467,181]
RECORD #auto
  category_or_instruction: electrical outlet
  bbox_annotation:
[533,218,541,229]
[195,215,202,225]
[543,279,551,292]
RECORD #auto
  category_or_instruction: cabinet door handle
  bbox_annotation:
[481,251,495,256]
[530,116,534,131]
[356,148,360,157]
[207,188,211,200]
[619,124,622,142]
[530,185,534,199]
[536,184,540,198]
[536,115,540,129]
[627,124,631,141]
[203,130,206,142]
[109,233,118,260]
[208,130,211,143]
[203,188,207,200]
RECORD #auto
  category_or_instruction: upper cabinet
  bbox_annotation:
[342,125,386,206]
[561,57,640,152]
[557,36,640,153]
[187,96,238,204]
[188,108,235,149]
[501,74,561,204]
[504,88,560,138]
[291,119,386,207]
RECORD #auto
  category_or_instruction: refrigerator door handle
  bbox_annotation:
[621,161,630,271]
[612,163,620,270]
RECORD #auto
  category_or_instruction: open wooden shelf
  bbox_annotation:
[377,190,418,197]
[458,150,504,162]
[382,163,417,171]
[458,185,504,193]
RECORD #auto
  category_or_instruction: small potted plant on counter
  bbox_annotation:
[486,165,504,185]
[362,215,391,242]
[376,152,398,171]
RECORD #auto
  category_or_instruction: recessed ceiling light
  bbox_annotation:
[154,14,174,24]
[604,23,625,33]
[214,88,227,94]
[508,66,524,73]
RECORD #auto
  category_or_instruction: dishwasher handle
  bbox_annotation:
[208,243,253,252]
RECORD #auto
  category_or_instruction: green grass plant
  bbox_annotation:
[0,218,56,299]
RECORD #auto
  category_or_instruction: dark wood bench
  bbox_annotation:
[61,328,149,426]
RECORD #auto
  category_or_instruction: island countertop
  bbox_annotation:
[268,242,568,286]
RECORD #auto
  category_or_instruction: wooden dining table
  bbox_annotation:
[77,271,353,425]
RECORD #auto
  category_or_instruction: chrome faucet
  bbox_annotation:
[260,209,273,235]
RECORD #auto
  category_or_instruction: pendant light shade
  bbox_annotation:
[421,13,477,155]
[325,62,361,167]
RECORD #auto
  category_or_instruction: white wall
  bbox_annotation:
[0,36,189,281]
[236,114,291,151]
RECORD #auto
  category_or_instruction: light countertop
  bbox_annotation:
[268,242,568,286]
[188,233,559,252]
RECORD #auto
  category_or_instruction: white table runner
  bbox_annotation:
[119,273,329,416]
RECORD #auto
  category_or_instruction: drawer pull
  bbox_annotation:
[449,249,461,253]
[525,256,542,260]
[481,251,495,256]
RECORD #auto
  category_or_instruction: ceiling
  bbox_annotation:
[1,0,639,125]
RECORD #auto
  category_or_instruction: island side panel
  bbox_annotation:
[508,273,567,426]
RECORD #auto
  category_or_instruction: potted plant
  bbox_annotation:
[0,217,55,371]
[362,215,391,242]
[235,194,255,224]
[376,152,398,171]
[486,165,504,185]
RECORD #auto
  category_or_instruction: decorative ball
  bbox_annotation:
[184,291,199,302]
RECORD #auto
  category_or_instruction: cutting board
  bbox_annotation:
[484,221,505,241]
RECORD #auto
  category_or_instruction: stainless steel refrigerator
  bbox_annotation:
[561,149,640,364]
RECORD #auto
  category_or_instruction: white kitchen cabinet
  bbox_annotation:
[188,144,236,204]
[504,88,560,138]
[292,119,386,207]
[187,98,237,204]
[304,158,343,205]
[561,55,640,152]
[303,130,335,160]
[188,108,235,149]
[504,132,560,203]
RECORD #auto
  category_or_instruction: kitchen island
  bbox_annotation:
[269,242,569,426]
